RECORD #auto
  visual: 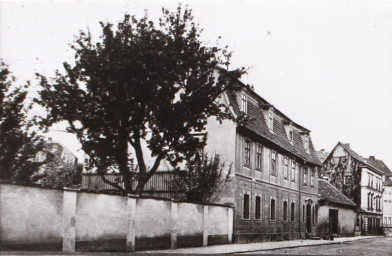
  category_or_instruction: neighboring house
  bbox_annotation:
[321,142,384,235]
[363,156,392,234]
[383,175,392,236]
[315,149,329,163]
[201,84,322,242]
[317,179,357,238]
[34,138,77,167]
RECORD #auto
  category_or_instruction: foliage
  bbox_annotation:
[0,61,43,181]
[173,153,232,202]
[31,153,79,189]
[322,155,361,206]
[35,5,245,195]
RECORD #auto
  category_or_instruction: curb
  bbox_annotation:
[232,236,380,254]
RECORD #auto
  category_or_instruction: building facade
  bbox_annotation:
[317,179,357,238]
[384,176,392,236]
[321,142,384,235]
[34,138,77,167]
[202,85,322,242]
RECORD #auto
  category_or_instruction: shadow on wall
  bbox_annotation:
[0,182,234,252]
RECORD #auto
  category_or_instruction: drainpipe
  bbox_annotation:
[298,161,304,239]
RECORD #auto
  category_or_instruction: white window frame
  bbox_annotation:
[241,94,247,114]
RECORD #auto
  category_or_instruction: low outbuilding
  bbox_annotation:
[317,179,357,238]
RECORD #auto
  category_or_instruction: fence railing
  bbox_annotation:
[81,172,183,198]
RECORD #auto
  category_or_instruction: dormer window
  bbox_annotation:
[302,133,310,152]
[241,94,247,114]
[268,109,274,132]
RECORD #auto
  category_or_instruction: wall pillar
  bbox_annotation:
[227,207,234,243]
[62,188,78,253]
[126,195,137,252]
[202,205,209,247]
[170,200,178,249]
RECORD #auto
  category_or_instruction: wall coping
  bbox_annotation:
[0,181,234,208]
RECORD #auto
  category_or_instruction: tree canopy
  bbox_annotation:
[36,6,245,195]
[0,61,43,181]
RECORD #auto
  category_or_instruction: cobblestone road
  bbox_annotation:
[240,237,392,255]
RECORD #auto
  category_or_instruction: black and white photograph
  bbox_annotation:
[1,0,392,255]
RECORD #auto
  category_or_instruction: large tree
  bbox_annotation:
[36,6,244,195]
[0,61,43,181]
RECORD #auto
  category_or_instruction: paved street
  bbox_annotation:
[2,236,389,255]
[240,237,392,255]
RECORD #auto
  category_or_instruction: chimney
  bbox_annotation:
[345,143,350,148]
[369,156,375,161]
[320,149,325,153]
[48,137,52,143]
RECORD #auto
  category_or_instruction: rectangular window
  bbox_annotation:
[302,205,305,222]
[289,129,293,142]
[256,145,262,170]
[310,169,314,186]
[268,111,274,131]
[312,206,315,223]
[345,176,352,185]
[283,157,289,179]
[291,202,295,222]
[243,194,250,219]
[291,161,296,182]
[389,217,391,226]
[283,201,288,221]
[244,139,250,167]
[271,151,276,176]
[303,168,308,185]
[270,198,276,220]
[304,135,309,151]
[241,94,247,114]
[255,196,261,220]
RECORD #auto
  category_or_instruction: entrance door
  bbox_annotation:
[306,204,312,233]
[368,218,373,234]
[329,209,339,235]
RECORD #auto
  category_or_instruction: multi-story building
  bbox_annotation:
[201,84,322,242]
[34,138,77,167]
[321,142,384,235]
[81,81,323,242]
[384,176,392,235]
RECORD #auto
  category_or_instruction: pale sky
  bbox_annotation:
[1,0,392,168]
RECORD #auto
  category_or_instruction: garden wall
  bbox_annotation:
[0,183,234,252]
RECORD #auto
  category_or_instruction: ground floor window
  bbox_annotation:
[243,194,250,219]
[283,201,288,221]
[290,202,295,221]
[271,198,276,220]
[255,196,261,220]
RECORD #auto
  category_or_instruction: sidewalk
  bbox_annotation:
[138,235,382,254]
[1,236,383,255]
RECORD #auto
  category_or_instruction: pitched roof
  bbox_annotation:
[385,176,392,187]
[318,179,357,207]
[325,142,384,175]
[364,158,392,176]
[226,88,321,166]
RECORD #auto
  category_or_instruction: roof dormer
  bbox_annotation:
[300,131,310,153]
[283,121,294,144]
[241,93,247,114]
[260,104,274,133]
